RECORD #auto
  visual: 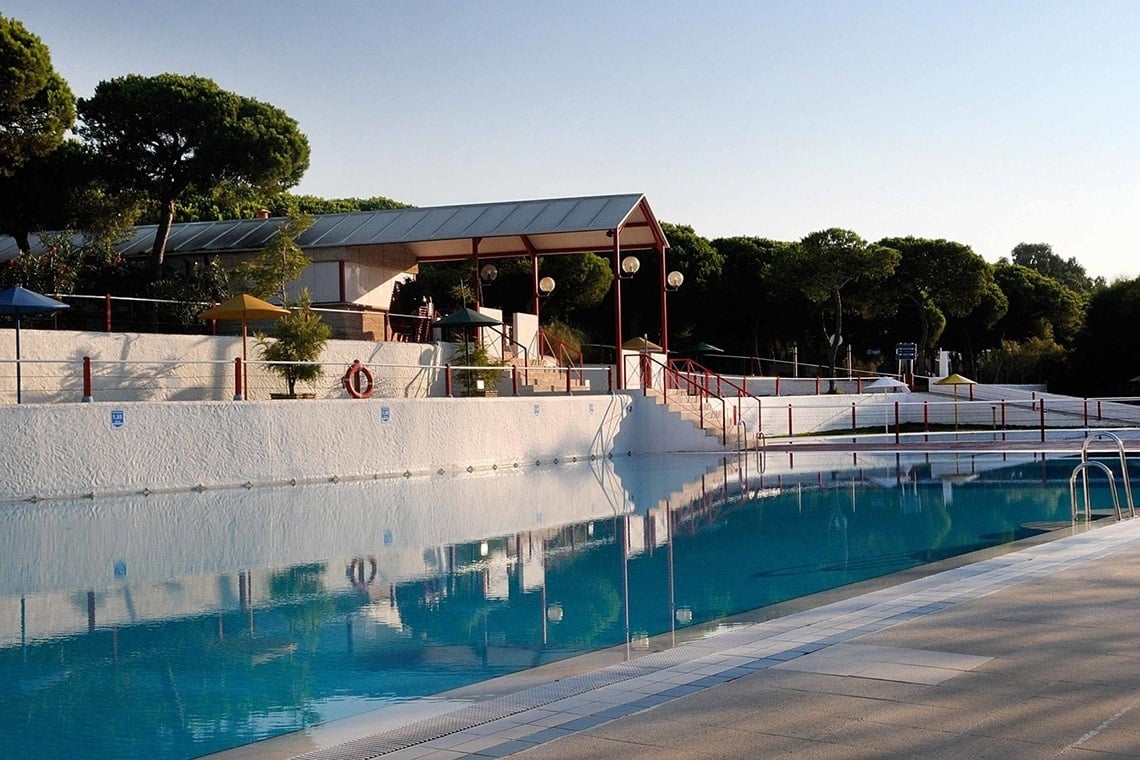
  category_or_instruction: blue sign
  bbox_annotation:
[896,342,918,360]
[533,404,540,417]
[110,410,125,429]
[114,560,127,579]
[380,406,391,423]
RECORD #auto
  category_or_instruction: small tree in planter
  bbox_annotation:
[454,339,504,396]
[257,290,331,398]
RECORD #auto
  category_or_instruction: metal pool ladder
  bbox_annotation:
[1069,461,1122,522]
[1071,432,1135,524]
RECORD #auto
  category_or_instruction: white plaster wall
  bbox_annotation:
[479,307,504,360]
[513,312,538,361]
[289,260,340,302]
[0,392,725,501]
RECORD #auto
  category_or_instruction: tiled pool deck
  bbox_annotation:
[230,515,1140,760]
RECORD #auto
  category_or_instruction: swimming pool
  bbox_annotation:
[0,450,1119,759]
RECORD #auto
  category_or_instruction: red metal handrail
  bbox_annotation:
[538,328,585,383]
[667,358,765,438]
[639,353,745,444]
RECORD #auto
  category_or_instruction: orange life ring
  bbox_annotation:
[342,360,374,399]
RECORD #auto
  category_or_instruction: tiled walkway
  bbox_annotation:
[277,516,1140,759]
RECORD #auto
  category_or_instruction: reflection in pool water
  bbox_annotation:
[0,450,1100,759]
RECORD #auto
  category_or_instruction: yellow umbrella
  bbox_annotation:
[934,373,976,432]
[622,336,663,351]
[200,295,290,397]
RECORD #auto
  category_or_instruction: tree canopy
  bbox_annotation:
[878,237,990,373]
[991,262,1084,347]
[1007,242,1100,293]
[0,14,74,176]
[77,73,310,279]
[796,228,899,388]
[711,236,804,367]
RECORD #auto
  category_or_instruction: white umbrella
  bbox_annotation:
[865,376,910,432]
[864,376,910,393]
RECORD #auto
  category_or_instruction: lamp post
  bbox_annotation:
[535,273,554,323]
[663,270,683,363]
[478,262,497,306]
[613,238,640,389]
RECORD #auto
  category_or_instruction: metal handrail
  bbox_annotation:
[640,353,730,444]
[538,328,585,381]
[669,357,764,437]
[1080,431,1135,517]
[1070,461,1122,522]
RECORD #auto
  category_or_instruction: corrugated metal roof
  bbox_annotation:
[0,193,668,261]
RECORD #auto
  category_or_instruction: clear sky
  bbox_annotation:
[9,1,1139,280]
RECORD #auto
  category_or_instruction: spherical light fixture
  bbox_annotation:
[620,255,641,278]
[666,270,684,291]
[538,276,556,296]
[479,263,498,283]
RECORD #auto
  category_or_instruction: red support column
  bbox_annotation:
[104,294,112,332]
[659,243,669,354]
[787,405,793,436]
[894,401,901,444]
[612,232,625,389]
[531,252,540,321]
[233,358,243,401]
[471,238,482,309]
[445,365,453,397]
[83,356,93,402]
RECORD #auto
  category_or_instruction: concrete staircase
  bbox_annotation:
[644,387,734,447]
[500,357,591,395]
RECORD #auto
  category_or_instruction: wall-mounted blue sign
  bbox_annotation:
[110,410,125,429]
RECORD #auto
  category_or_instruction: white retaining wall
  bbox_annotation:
[0,393,723,502]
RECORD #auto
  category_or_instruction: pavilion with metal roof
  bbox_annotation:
[1,194,674,387]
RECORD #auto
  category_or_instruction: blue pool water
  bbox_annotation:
[0,451,1119,759]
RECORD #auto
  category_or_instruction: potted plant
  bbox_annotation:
[455,340,504,396]
[257,290,331,398]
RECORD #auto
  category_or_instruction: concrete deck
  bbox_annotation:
[250,511,1140,760]
[512,521,1140,760]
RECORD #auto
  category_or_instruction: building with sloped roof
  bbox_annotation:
[1,194,673,386]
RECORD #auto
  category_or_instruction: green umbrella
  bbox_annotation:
[434,309,503,386]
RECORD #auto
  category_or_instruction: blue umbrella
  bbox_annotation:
[0,286,69,404]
